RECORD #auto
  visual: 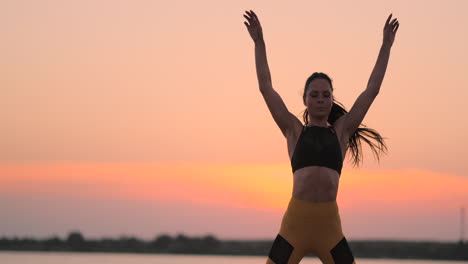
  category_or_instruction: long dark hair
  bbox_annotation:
[301,72,388,167]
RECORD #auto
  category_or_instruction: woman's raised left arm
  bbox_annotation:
[342,14,400,135]
[366,14,400,94]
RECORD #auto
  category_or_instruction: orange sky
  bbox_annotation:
[1,0,468,241]
[1,162,467,241]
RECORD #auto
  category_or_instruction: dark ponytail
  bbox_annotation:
[301,72,388,167]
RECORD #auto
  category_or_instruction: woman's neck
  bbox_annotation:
[307,119,328,127]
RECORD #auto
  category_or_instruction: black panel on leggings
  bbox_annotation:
[330,237,355,264]
[268,234,294,264]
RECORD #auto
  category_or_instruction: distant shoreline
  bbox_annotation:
[1,232,467,261]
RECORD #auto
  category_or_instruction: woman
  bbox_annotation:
[243,10,399,264]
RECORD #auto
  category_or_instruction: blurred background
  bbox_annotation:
[1,0,467,242]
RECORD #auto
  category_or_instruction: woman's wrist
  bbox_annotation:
[254,37,265,45]
[382,41,392,50]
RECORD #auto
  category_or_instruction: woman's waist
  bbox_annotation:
[293,168,338,196]
[280,197,343,238]
[284,195,340,218]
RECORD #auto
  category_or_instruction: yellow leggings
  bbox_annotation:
[266,196,356,264]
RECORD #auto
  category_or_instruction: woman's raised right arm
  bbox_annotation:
[243,10,272,91]
[244,10,300,137]
[254,39,273,91]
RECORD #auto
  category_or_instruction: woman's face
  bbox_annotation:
[304,78,333,119]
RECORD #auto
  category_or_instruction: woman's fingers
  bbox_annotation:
[245,10,259,23]
[244,11,259,27]
[244,12,255,24]
[385,14,392,27]
[250,10,258,19]
[251,10,261,26]
[393,22,399,33]
[391,20,399,32]
[246,10,254,19]
[384,14,399,34]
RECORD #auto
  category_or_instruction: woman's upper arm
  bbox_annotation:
[342,90,378,135]
[260,87,301,138]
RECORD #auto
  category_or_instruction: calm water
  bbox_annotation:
[0,251,467,264]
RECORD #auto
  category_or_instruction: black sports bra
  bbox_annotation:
[290,125,343,175]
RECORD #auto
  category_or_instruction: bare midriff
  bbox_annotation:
[292,166,340,202]
[286,121,347,203]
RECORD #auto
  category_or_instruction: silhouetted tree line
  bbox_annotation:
[0,231,467,261]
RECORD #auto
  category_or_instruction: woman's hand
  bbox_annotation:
[243,10,264,43]
[383,14,399,47]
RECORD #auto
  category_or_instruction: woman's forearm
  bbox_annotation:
[254,39,273,92]
[366,43,392,94]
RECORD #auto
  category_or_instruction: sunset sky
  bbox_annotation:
[2,0,468,242]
